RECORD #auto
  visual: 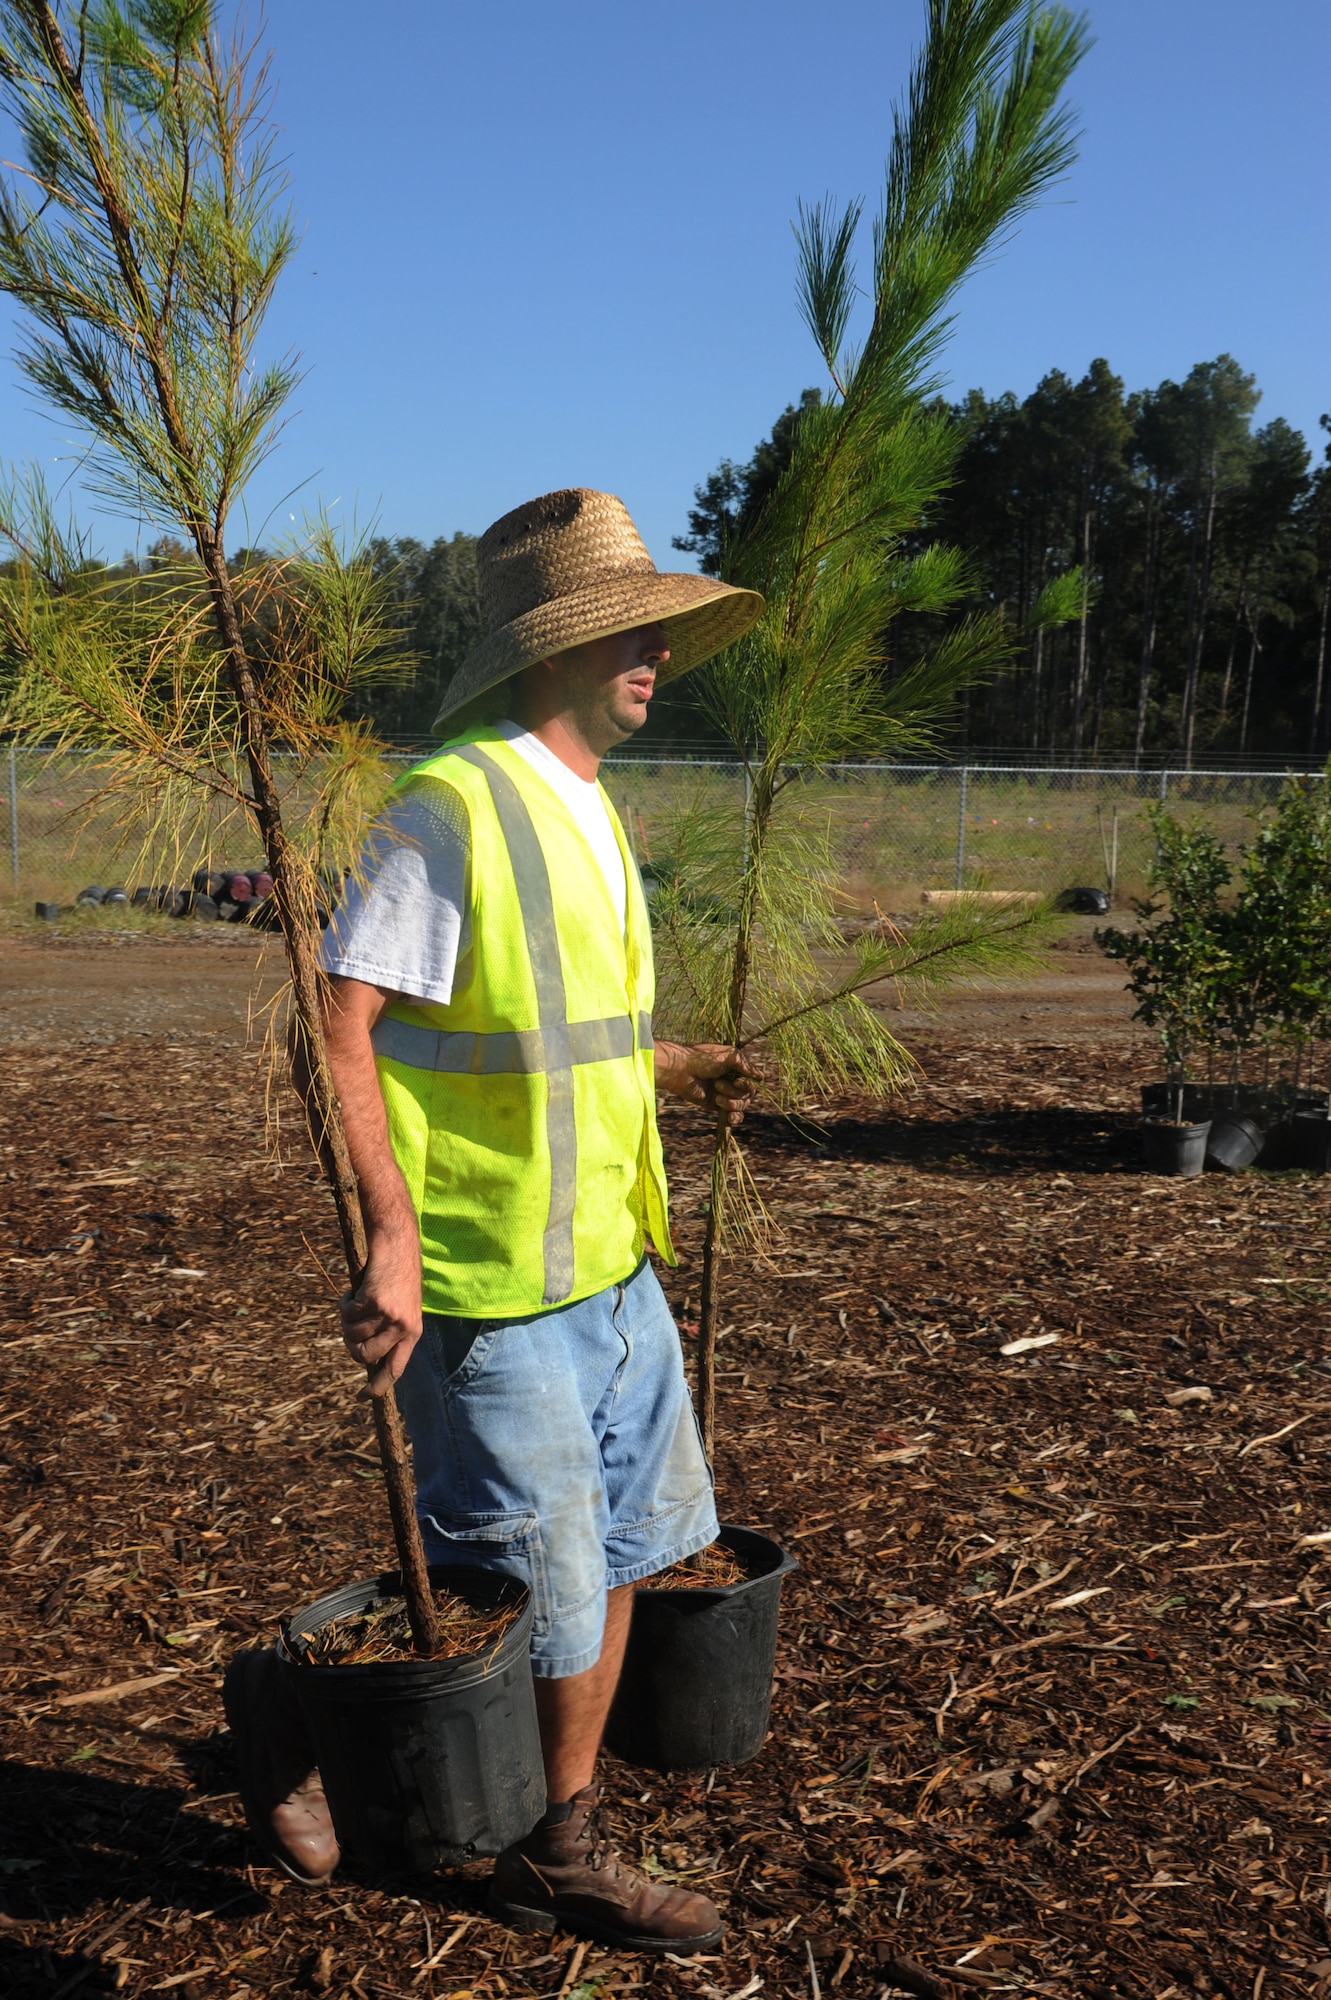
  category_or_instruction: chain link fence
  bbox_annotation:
[1,744,1318,914]
[603,758,1315,914]
[2,745,269,908]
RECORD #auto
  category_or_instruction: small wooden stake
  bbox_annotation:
[696,1107,730,1462]
[371,1388,437,1656]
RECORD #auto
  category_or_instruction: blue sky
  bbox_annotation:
[0,0,1326,566]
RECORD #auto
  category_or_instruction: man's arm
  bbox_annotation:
[299,975,423,1393]
[653,1039,757,1126]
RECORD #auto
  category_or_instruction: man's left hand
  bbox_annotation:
[654,1041,758,1127]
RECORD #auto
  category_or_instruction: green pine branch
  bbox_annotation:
[672,0,1091,1454]
[0,0,439,1652]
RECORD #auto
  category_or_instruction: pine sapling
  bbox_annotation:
[0,1,439,1648]
[654,0,1092,1454]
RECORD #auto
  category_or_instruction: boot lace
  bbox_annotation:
[579,1797,621,1876]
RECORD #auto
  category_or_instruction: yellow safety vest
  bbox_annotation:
[370,728,675,1316]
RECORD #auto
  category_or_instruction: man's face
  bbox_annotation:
[525,622,669,752]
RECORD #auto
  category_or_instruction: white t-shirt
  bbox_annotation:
[498,723,626,928]
[319,723,626,1006]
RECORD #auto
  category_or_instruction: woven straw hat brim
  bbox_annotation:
[432,571,762,733]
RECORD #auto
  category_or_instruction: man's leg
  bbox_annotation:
[487,1266,726,1954]
[534,1580,635,1801]
[222,1643,339,1886]
[490,1576,721,1953]
[394,1289,721,1952]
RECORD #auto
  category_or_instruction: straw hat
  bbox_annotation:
[432,487,763,732]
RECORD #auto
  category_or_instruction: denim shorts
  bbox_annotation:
[394,1258,718,1678]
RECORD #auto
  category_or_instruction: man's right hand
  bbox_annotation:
[340,1235,424,1395]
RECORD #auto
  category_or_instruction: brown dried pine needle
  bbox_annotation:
[7,1019,1331,2000]
[650,1542,747,1590]
[301,1586,519,1667]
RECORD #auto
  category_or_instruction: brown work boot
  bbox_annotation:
[222,1642,339,1887]
[488,1784,723,1953]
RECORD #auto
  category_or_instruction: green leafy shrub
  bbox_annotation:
[1096,807,1233,1113]
[1230,779,1331,1094]
[1098,776,1331,1112]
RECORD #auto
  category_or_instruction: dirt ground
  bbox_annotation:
[0,917,1136,1048]
[2,926,1330,2000]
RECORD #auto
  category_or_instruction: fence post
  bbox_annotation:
[7,744,17,890]
[1159,768,1169,805]
[954,765,968,889]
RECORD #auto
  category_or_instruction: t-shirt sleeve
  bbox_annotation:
[319,780,471,1006]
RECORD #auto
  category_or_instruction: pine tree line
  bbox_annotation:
[677,356,1331,766]
[95,354,1324,763]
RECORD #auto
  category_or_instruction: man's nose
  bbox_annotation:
[640,625,669,664]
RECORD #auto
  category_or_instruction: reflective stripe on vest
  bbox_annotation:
[371,1009,655,1075]
[464,744,574,1300]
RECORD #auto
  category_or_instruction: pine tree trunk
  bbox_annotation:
[1181,457,1219,768]
[1088,632,1108,754]
[693,758,770,1464]
[197,532,439,1658]
[1070,504,1092,754]
[1238,611,1261,758]
[1313,567,1331,756]
[1218,568,1248,730]
[1134,500,1159,765]
[695,1119,729,1462]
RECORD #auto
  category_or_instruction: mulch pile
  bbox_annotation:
[2,1030,1330,2000]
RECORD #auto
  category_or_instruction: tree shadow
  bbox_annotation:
[0,1747,494,1995]
[0,1753,261,1996]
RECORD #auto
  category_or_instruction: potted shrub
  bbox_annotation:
[606,0,1087,1772]
[1101,778,1331,1177]
[1239,775,1331,1170]
[1097,808,1228,1174]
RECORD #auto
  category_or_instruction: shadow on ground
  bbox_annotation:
[740,1105,1143,1175]
[0,1750,499,1997]
[0,1754,257,1995]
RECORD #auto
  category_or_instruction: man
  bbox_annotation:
[224,488,764,1952]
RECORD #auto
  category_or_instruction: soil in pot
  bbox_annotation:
[604,1523,797,1774]
[279,1564,543,1873]
[1141,1117,1210,1176]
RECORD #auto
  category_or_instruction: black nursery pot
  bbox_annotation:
[1204,1112,1264,1173]
[278,1565,544,1874]
[603,1524,797,1774]
[1141,1117,1210,1176]
[1293,1110,1331,1174]
[1140,1081,1283,1124]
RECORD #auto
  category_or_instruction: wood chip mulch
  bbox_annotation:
[2,1031,1331,2000]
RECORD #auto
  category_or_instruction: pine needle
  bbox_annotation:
[299,1587,520,1668]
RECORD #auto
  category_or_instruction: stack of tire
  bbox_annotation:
[58,867,338,928]
[188,867,276,924]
